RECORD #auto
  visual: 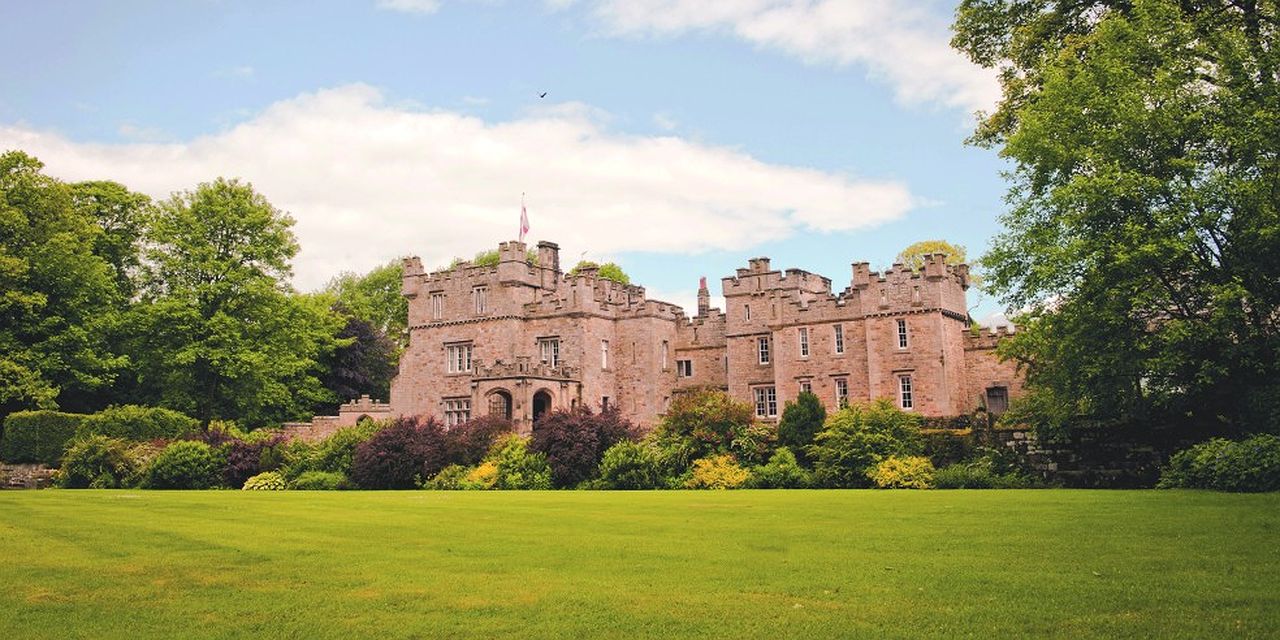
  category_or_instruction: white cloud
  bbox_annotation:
[0,84,916,292]
[376,0,442,14]
[566,0,999,114]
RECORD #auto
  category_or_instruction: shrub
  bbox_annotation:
[59,435,134,489]
[748,448,813,489]
[78,405,198,442]
[0,411,87,465]
[777,392,826,465]
[933,463,997,489]
[530,407,636,488]
[921,428,976,468]
[122,441,166,488]
[350,415,447,489]
[730,421,778,468]
[808,399,924,488]
[686,454,750,489]
[147,440,222,489]
[242,471,286,491]
[1158,434,1280,492]
[423,464,471,490]
[290,470,350,490]
[444,415,513,467]
[654,389,757,472]
[222,432,289,489]
[869,456,935,489]
[309,421,384,475]
[596,441,665,490]
[466,461,500,489]
[490,435,552,490]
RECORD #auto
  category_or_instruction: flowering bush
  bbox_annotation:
[147,440,222,489]
[59,435,134,489]
[868,456,935,489]
[531,406,636,488]
[596,440,665,490]
[350,416,448,489]
[686,454,750,489]
[242,471,286,491]
[748,448,812,489]
[466,461,499,489]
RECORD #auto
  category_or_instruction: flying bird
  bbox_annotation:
[539,92,548,98]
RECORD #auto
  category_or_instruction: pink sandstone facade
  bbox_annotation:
[287,239,1022,440]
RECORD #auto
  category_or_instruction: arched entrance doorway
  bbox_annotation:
[532,390,552,424]
[488,390,513,420]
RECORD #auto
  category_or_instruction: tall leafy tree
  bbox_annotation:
[69,180,151,301]
[953,0,1280,438]
[895,240,969,271]
[325,260,408,348]
[0,151,124,417]
[128,178,344,426]
[316,311,398,412]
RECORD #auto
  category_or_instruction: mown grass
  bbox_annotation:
[0,490,1276,639]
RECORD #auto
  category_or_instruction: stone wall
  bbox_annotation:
[0,463,56,489]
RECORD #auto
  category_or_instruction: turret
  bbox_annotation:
[537,241,560,290]
[697,276,710,316]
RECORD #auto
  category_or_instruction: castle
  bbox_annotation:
[286,239,1022,440]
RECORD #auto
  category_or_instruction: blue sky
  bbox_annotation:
[0,0,1009,319]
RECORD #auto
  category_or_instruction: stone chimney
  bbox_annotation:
[697,276,710,316]
[537,241,560,289]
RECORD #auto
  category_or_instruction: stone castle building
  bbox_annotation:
[288,239,1022,440]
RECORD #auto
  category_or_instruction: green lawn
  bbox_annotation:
[0,490,1276,639]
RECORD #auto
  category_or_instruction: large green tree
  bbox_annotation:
[954,0,1280,438]
[0,151,125,417]
[127,178,344,426]
[325,260,408,348]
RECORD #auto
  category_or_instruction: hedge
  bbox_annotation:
[0,411,88,466]
[77,405,199,442]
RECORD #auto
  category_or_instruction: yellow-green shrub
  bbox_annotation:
[686,454,750,489]
[242,471,286,491]
[869,455,935,489]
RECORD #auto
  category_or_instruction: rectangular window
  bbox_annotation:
[835,377,849,408]
[601,340,609,369]
[758,336,770,364]
[899,375,914,410]
[445,343,473,373]
[753,386,777,418]
[986,386,1009,415]
[431,293,445,320]
[798,327,809,358]
[745,304,751,321]
[538,338,560,367]
[799,380,812,395]
[443,398,471,427]
[662,340,669,370]
[677,359,693,378]
[834,324,844,354]
[601,396,609,411]
[473,286,488,314]
[897,319,908,349]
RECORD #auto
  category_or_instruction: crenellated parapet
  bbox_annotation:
[964,324,1016,350]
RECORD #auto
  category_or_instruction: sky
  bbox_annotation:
[0,0,1011,320]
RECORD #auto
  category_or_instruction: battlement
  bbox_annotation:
[964,324,1015,350]
[852,253,970,289]
[723,257,831,297]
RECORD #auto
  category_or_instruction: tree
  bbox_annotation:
[777,391,825,466]
[0,151,125,417]
[895,240,968,272]
[325,260,408,347]
[316,312,398,412]
[953,0,1280,438]
[69,180,151,301]
[652,388,757,472]
[127,178,345,426]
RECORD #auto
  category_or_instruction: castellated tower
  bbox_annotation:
[377,241,1022,434]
